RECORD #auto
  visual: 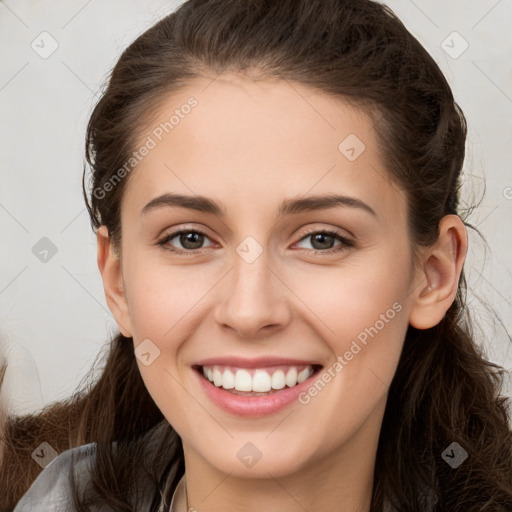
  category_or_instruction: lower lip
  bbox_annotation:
[194,368,320,417]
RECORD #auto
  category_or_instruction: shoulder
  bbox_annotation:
[14,443,97,512]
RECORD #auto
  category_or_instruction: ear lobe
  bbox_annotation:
[409,215,468,330]
[96,226,133,337]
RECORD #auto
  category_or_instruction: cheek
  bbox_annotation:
[286,258,409,341]
[124,259,217,339]
[283,251,411,395]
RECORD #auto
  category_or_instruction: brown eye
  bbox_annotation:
[158,229,214,253]
[295,229,354,254]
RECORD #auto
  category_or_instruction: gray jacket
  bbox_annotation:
[13,443,186,511]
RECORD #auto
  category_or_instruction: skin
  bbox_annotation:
[97,73,467,512]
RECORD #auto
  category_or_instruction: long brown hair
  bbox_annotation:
[2,0,512,510]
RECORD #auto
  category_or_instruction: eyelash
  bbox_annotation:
[157,227,354,256]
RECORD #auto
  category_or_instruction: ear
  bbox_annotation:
[97,225,133,337]
[409,215,468,330]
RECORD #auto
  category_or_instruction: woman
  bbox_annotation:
[3,0,512,510]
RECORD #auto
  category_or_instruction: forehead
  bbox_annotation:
[122,73,405,224]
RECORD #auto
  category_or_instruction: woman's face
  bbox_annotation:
[105,73,423,479]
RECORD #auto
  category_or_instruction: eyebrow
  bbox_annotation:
[141,193,377,218]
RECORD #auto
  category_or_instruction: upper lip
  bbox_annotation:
[194,356,323,368]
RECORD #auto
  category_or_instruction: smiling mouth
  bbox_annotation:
[193,364,323,396]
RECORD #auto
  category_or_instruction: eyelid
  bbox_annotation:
[292,226,354,253]
[158,226,215,252]
[296,225,353,242]
[158,224,355,254]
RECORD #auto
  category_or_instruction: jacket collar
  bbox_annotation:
[158,474,187,512]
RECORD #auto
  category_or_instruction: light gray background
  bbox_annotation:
[1,0,511,415]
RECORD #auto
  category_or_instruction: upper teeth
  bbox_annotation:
[202,365,314,392]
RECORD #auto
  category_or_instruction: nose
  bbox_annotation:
[214,248,291,339]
